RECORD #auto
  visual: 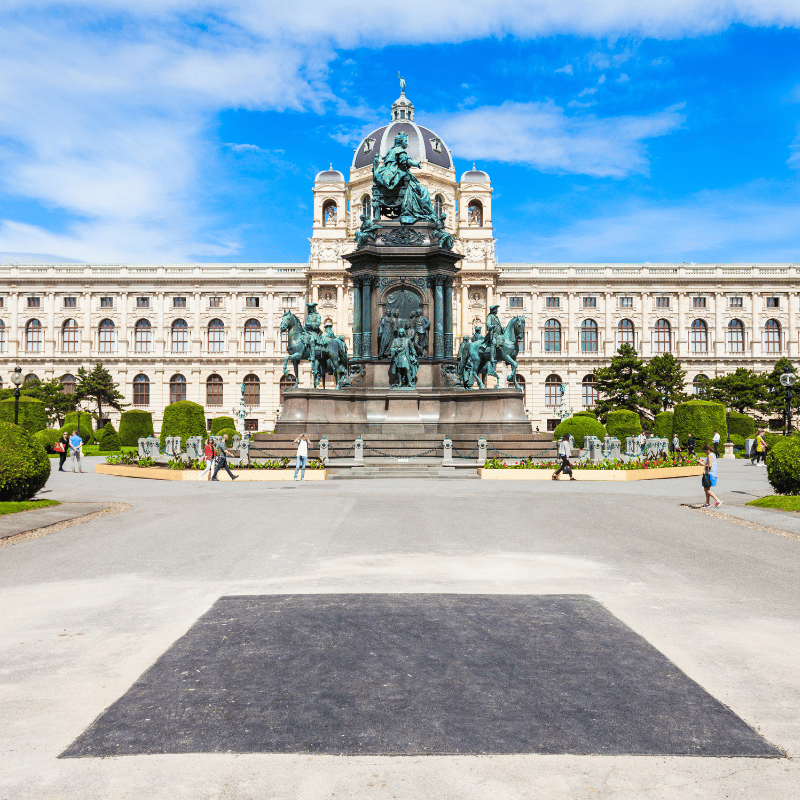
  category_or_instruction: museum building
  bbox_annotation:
[0,87,797,432]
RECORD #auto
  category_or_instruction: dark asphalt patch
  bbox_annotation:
[61,594,781,758]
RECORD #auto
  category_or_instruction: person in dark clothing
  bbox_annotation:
[551,435,576,481]
[687,433,695,456]
[55,431,69,471]
[211,435,238,481]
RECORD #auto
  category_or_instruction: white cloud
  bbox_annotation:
[555,64,574,74]
[788,132,800,170]
[428,101,685,178]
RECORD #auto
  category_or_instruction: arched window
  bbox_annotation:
[206,374,223,406]
[0,320,5,353]
[617,318,635,348]
[582,374,598,407]
[26,319,42,352]
[279,374,296,405]
[60,373,76,395]
[727,319,745,353]
[322,200,337,227]
[690,319,708,353]
[171,319,188,353]
[467,199,483,226]
[24,373,39,385]
[244,373,260,406]
[434,194,444,218]
[580,319,598,352]
[134,319,152,352]
[361,194,371,220]
[133,374,150,406]
[98,318,116,352]
[765,318,781,353]
[244,318,261,353]
[654,319,671,353]
[169,373,186,404]
[544,319,561,352]
[693,374,708,397]
[62,319,79,352]
[545,374,562,406]
[208,318,225,352]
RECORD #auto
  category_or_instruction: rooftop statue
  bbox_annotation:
[372,131,435,224]
[398,72,406,94]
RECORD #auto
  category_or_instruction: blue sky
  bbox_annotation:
[0,2,799,264]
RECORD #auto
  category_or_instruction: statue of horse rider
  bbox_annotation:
[483,304,504,363]
[304,302,323,362]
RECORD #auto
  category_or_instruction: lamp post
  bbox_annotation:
[780,366,796,435]
[10,367,23,425]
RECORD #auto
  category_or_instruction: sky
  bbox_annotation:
[0,1,799,265]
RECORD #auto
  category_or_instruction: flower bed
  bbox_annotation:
[483,454,704,470]
[103,453,324,470]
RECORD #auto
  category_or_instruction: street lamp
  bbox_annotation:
[10,367,24,425]
[780,366,796,435]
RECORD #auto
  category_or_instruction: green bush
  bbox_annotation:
[653,411,674,440]
[210,416,236,435]
[159,401,207,449]
[573,410,597,418]
[768,418,784,430]
[98,422,121,452]
[118,410,154,446]
[605,410,642,442]
[672,400,727,448]
[766,434,800,495]
[727,412,756,440]
[0,396,48,434]
[214,427,239,443]
[57,418,93,444]
[764,432,783,450]
[34,429,62,453]
[0,422,51,501]
[553,415,606,444]
[729,433,745,448]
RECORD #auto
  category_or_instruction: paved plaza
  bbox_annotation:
[1,460,799,798]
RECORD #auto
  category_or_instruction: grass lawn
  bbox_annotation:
[0,499,61,516]
[746,496,800,512]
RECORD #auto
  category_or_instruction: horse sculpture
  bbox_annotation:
[463,315,526,389]
[281,310,312,385]
[313,334,350,389]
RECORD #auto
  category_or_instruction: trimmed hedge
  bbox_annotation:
[210,416,236,435]
[118,410,154,446]
[672,400,727,448]
[553,415,606,444]
[58,417,93,444]
[727,412,756,440]
[0,396,48,434]
[160,401,207,448]
[34,429,62,453]
[214,427,239,443]
[729,433,745,448]
[0,421,51,501]
[653,411,674,440]
[573,411,597,419]
[766,434,800,495]
[605,410,642,442]
[98,422,121,452]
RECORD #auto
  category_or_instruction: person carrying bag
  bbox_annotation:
[552,435,576,481]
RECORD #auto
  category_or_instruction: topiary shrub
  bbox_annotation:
[553,415,606,444]
[118,410,154,446]
[653,411,674,440]
[34,428,62,453]
[573,410,597,419]
[729,433,745,448]
[210,416,236,435]
[98,422,121,452]
[605,410,642,442]
[764,432,783,450]
[0,396,48,434]
[766,434,800,495]
[672,400,727,449]
[727,411,756,440]
[0,421,51,501]
[160,401,207,449]
[57,418,93,444]
[214,427,239,444]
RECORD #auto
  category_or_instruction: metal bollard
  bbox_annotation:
[319,435,329,464]
[165,436,174,457]
[442,437,453,465]
[477,436,487,466]
[353,435,364,465]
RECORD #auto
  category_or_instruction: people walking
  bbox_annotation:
[551,434,576,481]
[199,438,215,480]
[687,432,695,456]
[672,434,681,454]
[211,435,238,481]
[293,433,310,481]
[637,430,646,455]
[701,444,721,508]
[712,429,720,457]
[751,430,767,465]
[69,430,84,473]
[54,431,69,471]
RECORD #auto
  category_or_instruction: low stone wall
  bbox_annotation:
[95,465,326,481]
[478,466,705,481]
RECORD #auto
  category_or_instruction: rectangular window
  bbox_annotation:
[0,297,4,308]
[619,297,633,308]
[546,419,559,432]
[545,296,560,309]
[137,297,149,308]
[27,296,40,308]
[244,418,258,432]
[692,297,706,308]
[209,296,222,308]
[767,297,780,308]
[582,297,597,308]
[63,296,77,308]
[282,296,296,309]
[730,296,743,308]
[508,296,523,308]
[100,296,113,308]
[281,330,289,352]
[173,296,186,308]
[246,296,259,308]
[656,297,670,308]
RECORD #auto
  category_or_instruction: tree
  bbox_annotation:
[762,358,796,419]
[704,368,766,414]
[648,352,687,411]
[33,377,78,426]
[592,344,657,419]
[75,364,126,425]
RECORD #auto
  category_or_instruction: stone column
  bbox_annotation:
[677,292,686,357]
[486,284,494,314]
[751,291,760,356]
[443,278,453,357]
[433,277,444,358]
[714,291,724,357]
[567,292,575,356]
[361,278,373,358]
[352,277,362,359]
[640,292,650,357]
[83,292,92,356]
[336,284,344,335]
[603,291,612,357]
[10,291,18,357]
[230,291,238,355]
[46,291,55,357]
[529,290,538,356]
[156,292,165,357]
[460,284,469,341]
[789,291,797,357]
[193,292,202,356]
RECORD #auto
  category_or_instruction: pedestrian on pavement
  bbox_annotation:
[687,432,695,456]
[712,429,721,457]
[551,435,576,481]
[211,435,238,481]
[293,433,310,481]
[751,429,767,465]
[636,430,646,454]
[54,431,69,472]
[701,444,721,508]
[672,434,681,454]
[69,430,84,473]
[199,438,215,481]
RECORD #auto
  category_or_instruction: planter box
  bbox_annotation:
[95,465,326,481]
[478,465,705,481]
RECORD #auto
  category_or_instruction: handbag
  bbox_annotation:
[701,472,712,489]
[54,442,64,453]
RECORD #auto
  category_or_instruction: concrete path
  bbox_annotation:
[1,457,798,798]
[0,502,110,539]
